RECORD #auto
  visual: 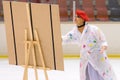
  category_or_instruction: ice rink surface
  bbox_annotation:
[0,58,120,80]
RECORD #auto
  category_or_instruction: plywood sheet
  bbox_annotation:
[11,1,32,65]
[3,1,16,64]
[51,5,64,70]
[3,1,64,70]
[31,3,55,69]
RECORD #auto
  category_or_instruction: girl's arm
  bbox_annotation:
[95,27,108,53]
[62,28,78,44]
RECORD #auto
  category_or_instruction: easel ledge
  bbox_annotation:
[21,65,50,70]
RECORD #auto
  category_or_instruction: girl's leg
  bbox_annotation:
[86,63,104,80]
[86,64,90,80]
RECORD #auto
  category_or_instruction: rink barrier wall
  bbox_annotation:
[0,54,120,59]
[0,21,120,59]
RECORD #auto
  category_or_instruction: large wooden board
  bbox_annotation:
[3,1,64,70]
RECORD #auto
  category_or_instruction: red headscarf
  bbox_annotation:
[76,9,89,21]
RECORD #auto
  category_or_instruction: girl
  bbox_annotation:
[62,9,116,80]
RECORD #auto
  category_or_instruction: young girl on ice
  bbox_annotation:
[62,9,116,80]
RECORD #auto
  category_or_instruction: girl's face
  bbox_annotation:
[74,15,84,26]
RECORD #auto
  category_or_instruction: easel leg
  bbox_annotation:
[23,42,32,80]
[31,43,38,80]
[35,30,48,80]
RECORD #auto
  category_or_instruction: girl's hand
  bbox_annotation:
[100,46,107,54]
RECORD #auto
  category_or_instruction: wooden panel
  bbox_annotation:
[51,5,64,70]
[11,1,32,65]
[2,1,16,64]
[31,3,55,69]
[3,1,64,70]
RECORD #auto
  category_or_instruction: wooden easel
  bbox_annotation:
[23,29,49,80]
[23,3,49,80]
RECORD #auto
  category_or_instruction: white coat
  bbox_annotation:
[62,24,116,80]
